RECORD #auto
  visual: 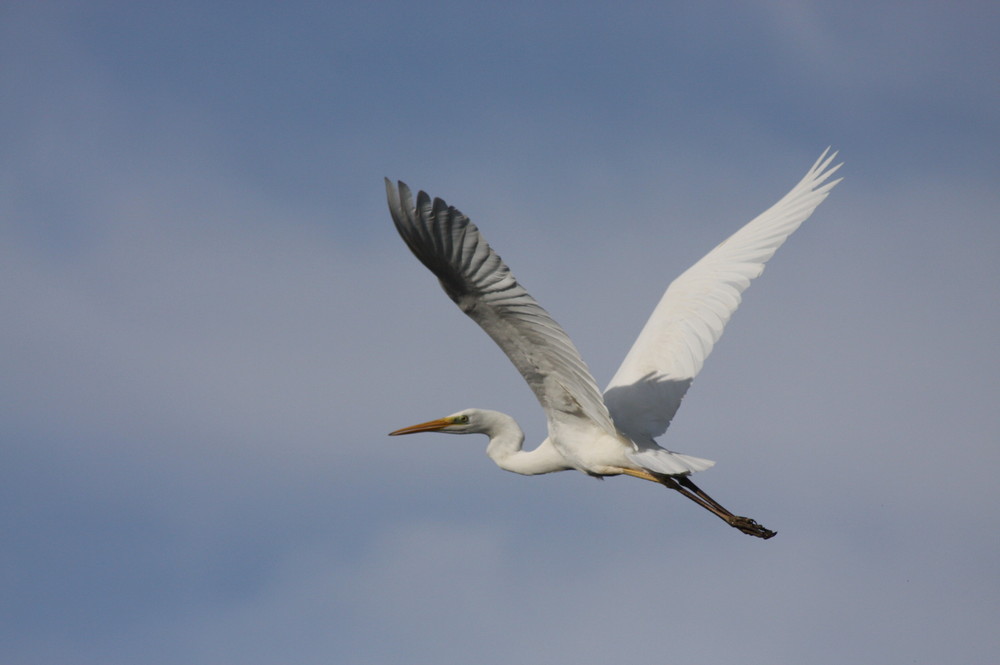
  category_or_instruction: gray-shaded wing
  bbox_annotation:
[386,180,616,434]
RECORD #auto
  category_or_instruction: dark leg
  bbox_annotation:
[617,468,776,539]
[676,475,776,540]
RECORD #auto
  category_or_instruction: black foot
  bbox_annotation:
[728,516,776,539]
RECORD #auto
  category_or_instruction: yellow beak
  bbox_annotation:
[388,417,452,436]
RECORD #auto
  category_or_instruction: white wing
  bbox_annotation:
[604,149,843,445]
[386,180,617,435]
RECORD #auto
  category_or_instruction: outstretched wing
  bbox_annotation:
[386,180,616,435]
[604,149,843,444]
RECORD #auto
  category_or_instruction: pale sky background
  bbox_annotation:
[2,3,998,664]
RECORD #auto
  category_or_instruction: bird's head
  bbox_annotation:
[389,409,524,438]
[388,409,482,436]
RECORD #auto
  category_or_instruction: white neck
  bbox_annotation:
[479,411,570,476]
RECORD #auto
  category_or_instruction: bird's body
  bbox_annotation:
[387,150,842,539]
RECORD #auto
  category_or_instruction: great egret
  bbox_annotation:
[387,149,842,539]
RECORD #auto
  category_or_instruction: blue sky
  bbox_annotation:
[2,2,998,663]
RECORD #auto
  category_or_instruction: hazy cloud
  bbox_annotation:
[2,3,998,664]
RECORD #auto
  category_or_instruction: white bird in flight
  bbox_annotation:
[387,149,842,539]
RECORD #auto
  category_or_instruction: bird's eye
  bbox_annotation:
[457,415,469,424]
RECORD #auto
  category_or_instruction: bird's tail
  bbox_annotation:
[628,447,716,476]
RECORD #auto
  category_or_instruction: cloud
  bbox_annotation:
[1,3,998,664]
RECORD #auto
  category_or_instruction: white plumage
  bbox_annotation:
[388,149,842,538]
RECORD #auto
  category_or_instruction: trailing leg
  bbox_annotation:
[617,467,776,539]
